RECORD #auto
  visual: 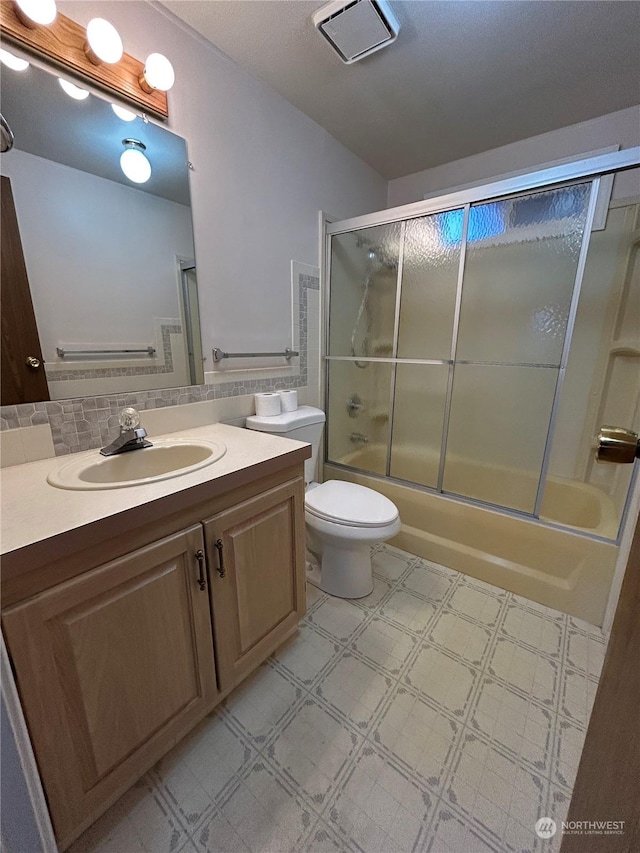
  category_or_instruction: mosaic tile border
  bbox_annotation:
[0,273,319,455]
[45,324,182,381]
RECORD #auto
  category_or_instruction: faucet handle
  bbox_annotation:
[119,407,141,430]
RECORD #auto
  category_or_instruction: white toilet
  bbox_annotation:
[246,406,400,598]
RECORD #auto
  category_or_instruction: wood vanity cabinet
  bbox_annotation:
[204,478,306,690]
[1,466,307,850]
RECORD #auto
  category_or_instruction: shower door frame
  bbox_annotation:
[322,147,640,545]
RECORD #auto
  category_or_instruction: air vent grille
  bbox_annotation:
[312,0,400,64]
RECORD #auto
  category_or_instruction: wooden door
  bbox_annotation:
[2,525,218,850]
[204,477,306,691]
[560,514,640,852]
[1,176,49,404]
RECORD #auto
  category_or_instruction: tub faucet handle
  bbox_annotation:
[347,394,362,418]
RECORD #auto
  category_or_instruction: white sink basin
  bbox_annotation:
[47,438,226,490]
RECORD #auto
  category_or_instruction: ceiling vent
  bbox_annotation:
[312,0,400,65]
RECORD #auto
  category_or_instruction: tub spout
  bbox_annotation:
[350,432,369,446]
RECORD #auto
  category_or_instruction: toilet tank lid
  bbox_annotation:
[246,405,326,433]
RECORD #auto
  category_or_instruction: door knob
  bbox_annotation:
[25,356,41,369]
[596,426,640,464]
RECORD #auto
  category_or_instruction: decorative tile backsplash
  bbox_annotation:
[1,273,319,457]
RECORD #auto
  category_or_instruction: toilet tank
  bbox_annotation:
[246,406,325,484]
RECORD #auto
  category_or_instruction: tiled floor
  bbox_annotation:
[70,545,606,853]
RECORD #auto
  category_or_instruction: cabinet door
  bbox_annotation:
[2,525,217,849]
[204,477,306,690]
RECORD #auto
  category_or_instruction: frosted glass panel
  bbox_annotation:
[456,183,591,365]
[328,223,401,358]
[396,211,462,359]
[326,360,392,475]
[443,364,559,512]
[390,364,449,487]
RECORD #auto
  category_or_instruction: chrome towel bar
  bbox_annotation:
[212,347,298,362]
[56,346,156,357]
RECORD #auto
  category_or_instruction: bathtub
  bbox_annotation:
[324,447,619,626]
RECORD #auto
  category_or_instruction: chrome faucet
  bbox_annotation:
[100,407,152,456]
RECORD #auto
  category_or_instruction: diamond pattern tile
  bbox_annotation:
[70,545,606,853]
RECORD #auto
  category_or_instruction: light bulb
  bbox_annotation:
[140,53,175,93]
[13,0,56,26]
[0,48,29,71]
[120,141,151,184]
[111,104,137,122]
[58,78,89,100]
[85,18,123,65]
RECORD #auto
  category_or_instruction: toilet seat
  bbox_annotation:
[305,480,399,528]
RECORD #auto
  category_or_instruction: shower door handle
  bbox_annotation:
[596,426,640,464]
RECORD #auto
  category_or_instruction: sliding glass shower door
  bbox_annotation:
[442,183,592,513]
[324,173,640,531]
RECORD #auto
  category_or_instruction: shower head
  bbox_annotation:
[355,235,398,270]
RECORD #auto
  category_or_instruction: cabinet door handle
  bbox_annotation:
[214,539,226,578]
[195,549,206,590]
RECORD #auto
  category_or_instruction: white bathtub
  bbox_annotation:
[325,447,619,626]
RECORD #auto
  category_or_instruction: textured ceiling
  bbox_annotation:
[162,0,640,180]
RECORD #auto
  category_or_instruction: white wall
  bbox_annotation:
[58,1,387,370]
[388,106,640,207]
[2,148,192,362]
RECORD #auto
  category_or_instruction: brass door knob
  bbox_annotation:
[596,426,640,464]
[25,356,41,369]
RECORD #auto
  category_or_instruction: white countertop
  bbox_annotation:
[0,423,309,556]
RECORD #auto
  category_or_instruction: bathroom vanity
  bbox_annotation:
[1,424,310,850]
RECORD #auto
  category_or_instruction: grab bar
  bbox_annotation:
[56,346,156,357]
[212,347,298,362]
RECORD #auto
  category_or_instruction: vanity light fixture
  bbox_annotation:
[85,18,123,65]
[58,78,89,100]
[13,0,56,27]
[120,138,151,184]
[0,4,170,119]
[140,53,175,93]
[0,47,29,70]
[111,104,137,122]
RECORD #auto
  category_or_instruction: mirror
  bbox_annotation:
[0,58,203,404]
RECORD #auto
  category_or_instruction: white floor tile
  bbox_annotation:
[72,545,604,853]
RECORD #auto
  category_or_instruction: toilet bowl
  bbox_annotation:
[305,480,400,598]
[245,406,401,599]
